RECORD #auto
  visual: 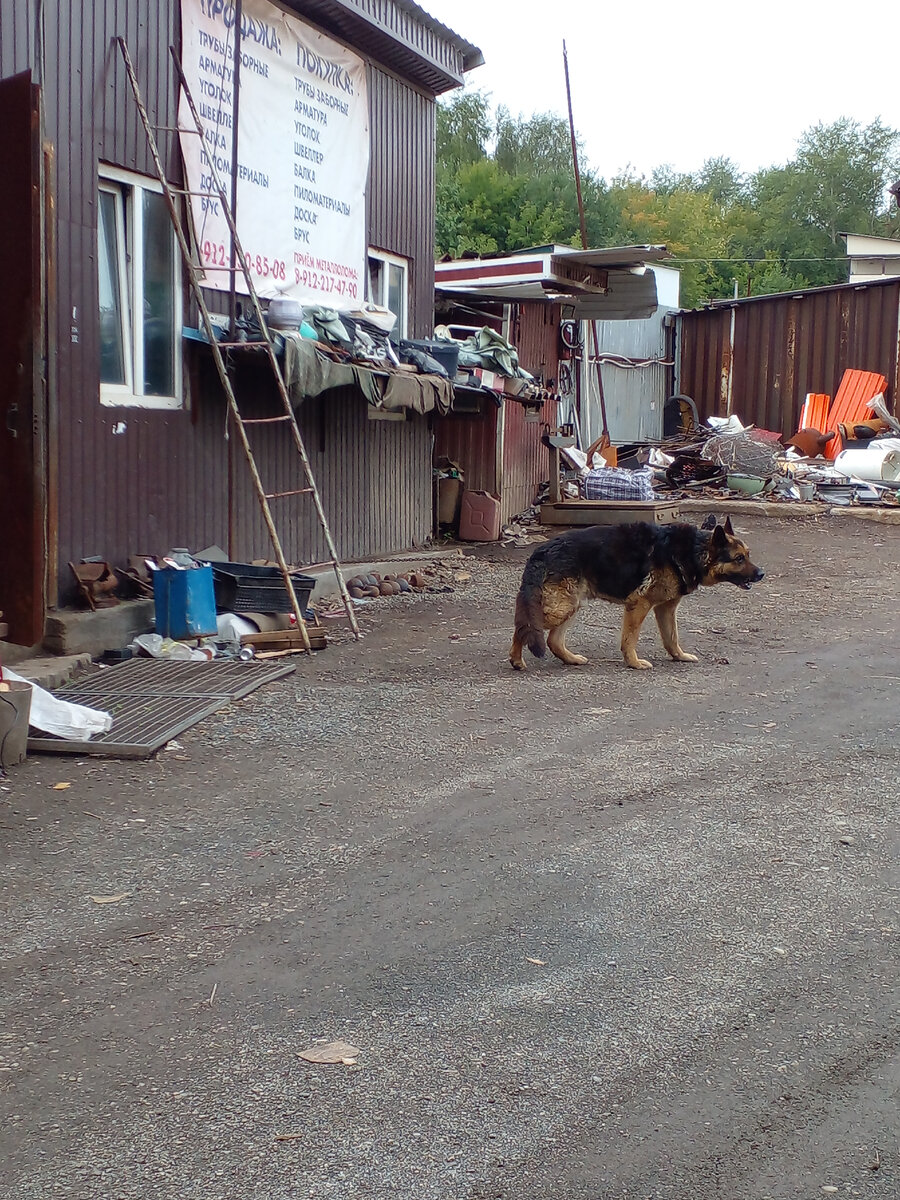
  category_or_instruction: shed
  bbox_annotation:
[433,244,672,523]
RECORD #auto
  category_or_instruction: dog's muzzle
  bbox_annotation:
[737,568,765,590]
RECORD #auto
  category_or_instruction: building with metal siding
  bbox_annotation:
[0,0,478,645]
[676,278,900,436]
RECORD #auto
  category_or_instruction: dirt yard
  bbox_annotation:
[1,513,898,1200]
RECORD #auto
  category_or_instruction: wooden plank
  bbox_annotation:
[540,501,681,526]
[241,629,325,651]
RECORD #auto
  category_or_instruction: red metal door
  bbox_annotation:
[0,71,46,647]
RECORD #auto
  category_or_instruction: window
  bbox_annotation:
[98,166,182,407]
[367,249,409,341]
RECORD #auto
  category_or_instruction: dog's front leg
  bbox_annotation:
[620,598,653,669]
[654,599,699,663]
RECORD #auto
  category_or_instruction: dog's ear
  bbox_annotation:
[701,513,717,530]
[710,523,728,551]
[723,516,735,536]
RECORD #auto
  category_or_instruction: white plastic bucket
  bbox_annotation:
[834,444,900,482]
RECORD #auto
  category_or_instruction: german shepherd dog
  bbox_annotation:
[509,518,764,671]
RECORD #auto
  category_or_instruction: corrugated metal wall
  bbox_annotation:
[368,66,434,336]
[677,280,900,436]
[0,0,37,70]
[432,302,559,523]
[498,396,555,521]
[227,374,432,564]
[581,313,673,445]
[434,400,500,495]
[500,302,559,520]
[1,0,439,603]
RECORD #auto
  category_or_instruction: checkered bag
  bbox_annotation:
[582,466,655,502]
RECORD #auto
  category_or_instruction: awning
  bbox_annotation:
[435,244,670,321]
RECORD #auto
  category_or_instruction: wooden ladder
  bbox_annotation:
[117,37,360,650]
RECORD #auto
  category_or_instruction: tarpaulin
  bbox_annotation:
[282,336,451,416]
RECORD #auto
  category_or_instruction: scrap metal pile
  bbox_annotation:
[566,375,900,509]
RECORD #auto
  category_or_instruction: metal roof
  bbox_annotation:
[517,243,672,267]
[689,273,900,313]
[399,0,484,70]
[435,245,671,321]
[289,0,483,93]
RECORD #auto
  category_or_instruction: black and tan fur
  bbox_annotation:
[509,518,764,671]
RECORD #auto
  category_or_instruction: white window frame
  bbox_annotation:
[99,164,183,409]
[367,247,409,340]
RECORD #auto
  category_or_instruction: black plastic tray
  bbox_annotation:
[210,562,316,614]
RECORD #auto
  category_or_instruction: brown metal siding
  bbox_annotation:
[499,396,555,522]
[4,0,441,603]
[227,377,431,564]
[433,402,500,495]
[368,65,435,337]
[500,303,560,521]
[432,302,560,523]
[678,281,900,436]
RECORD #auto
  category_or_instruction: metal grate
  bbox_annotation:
[58,658,295,699]
[28,659,296,758]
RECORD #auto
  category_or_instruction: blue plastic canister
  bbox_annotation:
[153,565,218,639]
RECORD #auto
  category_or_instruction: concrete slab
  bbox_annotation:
[42,600,155,659]
[0,639,44,665]
[678,497,900,523]
[11,654,92,690]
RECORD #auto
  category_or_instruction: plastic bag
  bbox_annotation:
[130,633,213,662]
[2,668,112,741]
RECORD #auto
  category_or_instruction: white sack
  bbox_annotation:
[3,668,112,741]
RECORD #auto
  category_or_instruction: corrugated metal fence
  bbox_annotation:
[676,279,900,435]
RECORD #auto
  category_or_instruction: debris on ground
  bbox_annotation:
[297,1040,360,1065]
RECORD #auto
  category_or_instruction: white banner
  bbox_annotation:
[179,0,368,307]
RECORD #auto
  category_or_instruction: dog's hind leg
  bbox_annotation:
[654,599,699,663]
[542,582,587,666]
[547,613,588,666]
[620,597,654,669]
[509,631,527,670]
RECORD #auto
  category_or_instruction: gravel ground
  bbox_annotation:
[1,514,898,1200]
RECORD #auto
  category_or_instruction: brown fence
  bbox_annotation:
[676,278,900,436]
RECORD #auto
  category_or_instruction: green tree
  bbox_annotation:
[435,96,900,309]
[436,89,491,173]
[494,108,578,178]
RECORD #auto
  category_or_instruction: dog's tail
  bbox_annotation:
[514,557,547,658]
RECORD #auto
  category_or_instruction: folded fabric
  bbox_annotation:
[456,326,533,379]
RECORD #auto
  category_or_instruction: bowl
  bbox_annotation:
[726,472,766,496]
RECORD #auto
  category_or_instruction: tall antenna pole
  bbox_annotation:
[563,39,588,252]
[562,41,609,444]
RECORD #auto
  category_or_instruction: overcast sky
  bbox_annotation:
[421,0,897,181]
